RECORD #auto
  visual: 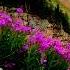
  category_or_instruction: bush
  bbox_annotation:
[0,26,27,60]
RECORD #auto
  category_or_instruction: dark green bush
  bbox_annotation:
[45,48,68,70]
[0,26,27,60]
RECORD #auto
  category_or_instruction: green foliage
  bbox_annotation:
[26,45,41,70]
[45,48,68,70]
[44,0,58,11]
[0,26,27,59]
[17,44,44,70]
[19,45,68,70]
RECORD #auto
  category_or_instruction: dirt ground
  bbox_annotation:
[28,14,70,47]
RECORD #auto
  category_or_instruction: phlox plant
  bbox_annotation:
[0,13,12,26]
[0,11,69,70]
[27,30,69,70]
[29,31,70,62]
[12,23,31,33]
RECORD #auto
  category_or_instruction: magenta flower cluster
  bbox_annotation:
[29,32,70,61]
[12,22,31,33]
[0,12,31,32]
[0,11,70,62]
[0,13,12,26]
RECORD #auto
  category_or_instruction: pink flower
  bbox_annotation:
[53,39,70,61]
[35,32,45,42]
[66,43,70,49]
[16,8,23,13]
[0,13,12,23]
[12,22,31,33]
[38,36,53,53]
[0,18,6,26]
[0,13,12,26]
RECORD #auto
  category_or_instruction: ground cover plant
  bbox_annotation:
[0,6,69,70]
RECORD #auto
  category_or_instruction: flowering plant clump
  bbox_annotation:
[12,22,31,33]
[0,13,12,26]
[28,30,70,62]
[0,7,69,70]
